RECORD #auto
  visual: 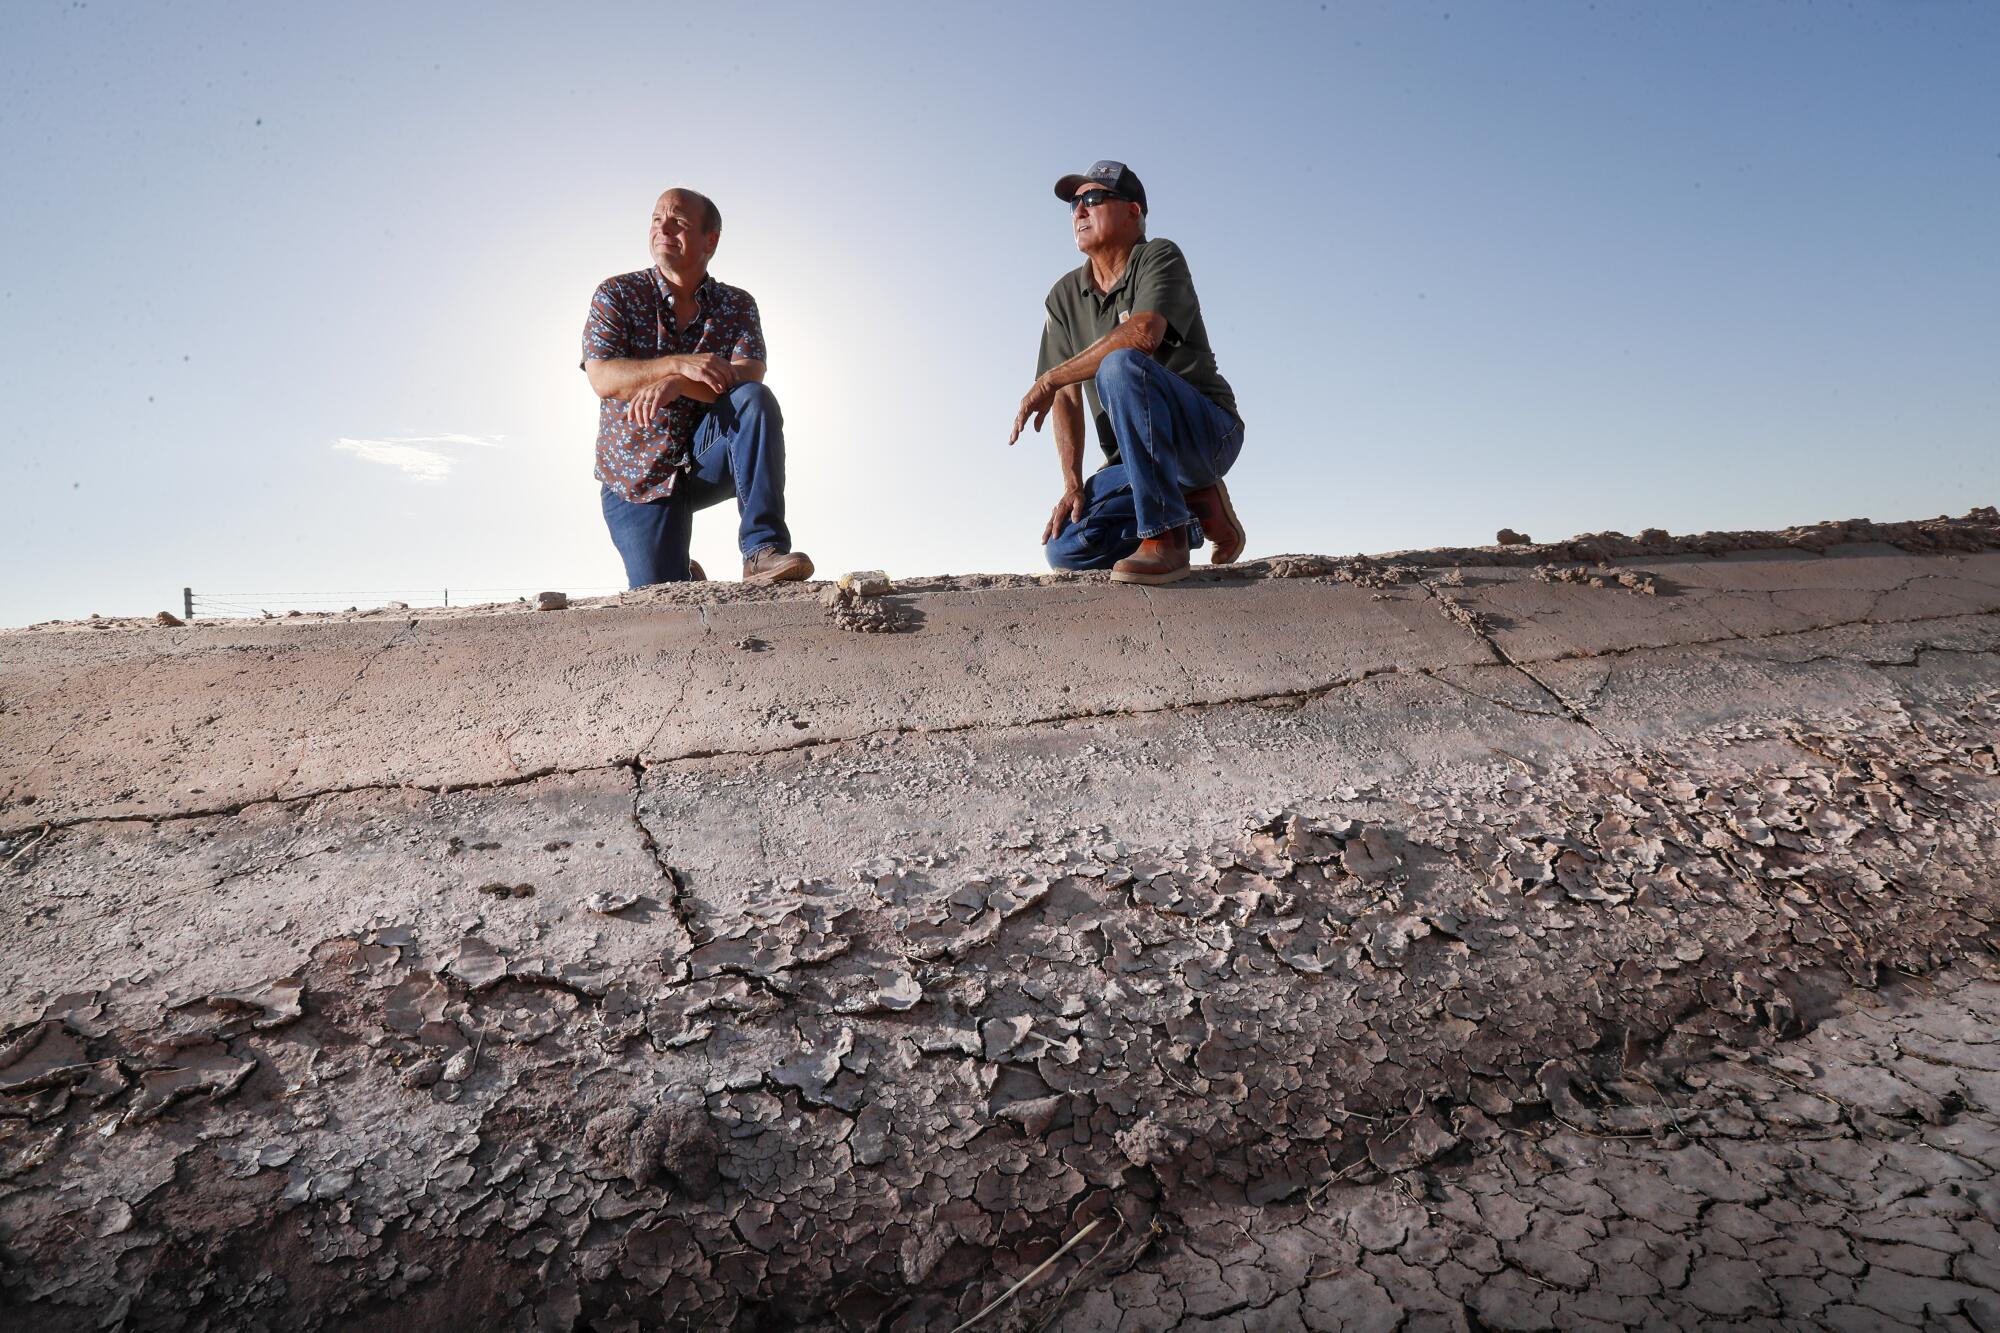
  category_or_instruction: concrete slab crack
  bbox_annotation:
[1414,575,1616,743]
[1530,608,2000,670]
[625,759,703,948]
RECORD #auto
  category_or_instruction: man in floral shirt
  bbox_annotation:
[582,188,813,586]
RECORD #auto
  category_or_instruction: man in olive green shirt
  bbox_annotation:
[1008,160,1246,585]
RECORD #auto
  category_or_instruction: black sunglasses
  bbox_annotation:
[1069,189,1131,212]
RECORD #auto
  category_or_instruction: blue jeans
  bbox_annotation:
[1044,349,1243,571]
[600,381,791,587]
[1043,465,1188,571]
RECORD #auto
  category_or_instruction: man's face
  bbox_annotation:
[649,191,718,272]
[1071,181,1143,252]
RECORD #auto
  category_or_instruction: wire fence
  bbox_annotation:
[184,585,624,620]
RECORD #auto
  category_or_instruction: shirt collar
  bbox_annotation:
[649,268,716,311]
[1075,241,1143,301]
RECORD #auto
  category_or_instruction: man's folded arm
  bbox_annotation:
[1011,310,1164,446]
[583,355,765,403]
[584,356,683,402]
[661,358,767,404]
[1036,313,1167,392]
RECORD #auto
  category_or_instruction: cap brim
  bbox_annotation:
[1053,173,1093,203]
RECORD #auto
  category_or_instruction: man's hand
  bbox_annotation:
[680,352,737,397]
[625,374,681,426]
[1008,375,1059,446]
[1043,487,1087,543]
[623,354,741,423]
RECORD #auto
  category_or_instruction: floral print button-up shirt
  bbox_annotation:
[581,268,766,502]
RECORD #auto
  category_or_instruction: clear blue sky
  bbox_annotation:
[2,0,1995,624]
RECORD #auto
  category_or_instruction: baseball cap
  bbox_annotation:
[1053,160,1147,214]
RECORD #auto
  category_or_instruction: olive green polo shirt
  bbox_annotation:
[1035,237,1239,466]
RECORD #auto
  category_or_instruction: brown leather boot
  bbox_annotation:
[1110,525,1192,585]
[742,548,814,584]
[688,559,706,582]
[1184,479,1245,565]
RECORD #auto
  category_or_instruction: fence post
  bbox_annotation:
[444,588,449,608]
[183,587,194,621]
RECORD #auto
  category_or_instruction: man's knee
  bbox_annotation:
[1045,520,1135,572]
[1094,347,1151,400]
[727,380,779,416]
[1045,533,1089,571]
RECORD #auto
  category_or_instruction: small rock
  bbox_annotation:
[586,889,641,915]
[1496,528,1532,546]
[94,1199,133,1237]
[400,1058,443,1089]
[155,611,184,627]
[385,600,410,610]
[837,570,893,597]
[536,591,568,611]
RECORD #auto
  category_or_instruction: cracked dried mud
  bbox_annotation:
[4,511,2000,1331]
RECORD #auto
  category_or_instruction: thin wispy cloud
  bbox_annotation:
[332,433,504,483]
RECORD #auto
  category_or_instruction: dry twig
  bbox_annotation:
[1032,1212,1127,1331]
[3,825,53,873]
[949,1218,1102,1332]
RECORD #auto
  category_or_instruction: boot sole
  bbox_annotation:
[1109,563,1193,586]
